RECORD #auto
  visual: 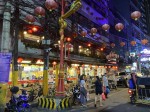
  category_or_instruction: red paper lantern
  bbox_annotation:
[88,43,91,47]
[81,31,87,37]
[34,6,45,17]
[141,39,148,45]
[17,58,23,63]
[67,37,71,42]
[102,24,110,31]
[115,23,124,32]
[25,15,36,23]
[131,11,141,21]
[91,28,97,35]
[120,42,125,47]
[45,0,58,11]
[111,43,115,48]
[130,41,136,46]
[52,61,57,65]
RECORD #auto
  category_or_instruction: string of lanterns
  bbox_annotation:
[25,0,58,23]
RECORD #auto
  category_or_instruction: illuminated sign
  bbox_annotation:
[141,57,150,62]
[141,49,150,54]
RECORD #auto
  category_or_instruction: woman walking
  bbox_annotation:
[94,76,103,107]
[80,74,87,107]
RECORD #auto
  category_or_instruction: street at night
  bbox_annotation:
[1,0,150,112]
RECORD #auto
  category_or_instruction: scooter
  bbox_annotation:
[128,89,136,104]
[6,86,31,112]
[72,85,80,105]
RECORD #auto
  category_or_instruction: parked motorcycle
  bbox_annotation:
[72,85,80,105]
[6,86,31,112]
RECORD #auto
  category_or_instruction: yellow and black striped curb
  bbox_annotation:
[38,98,56,110]
[58,97,71,110]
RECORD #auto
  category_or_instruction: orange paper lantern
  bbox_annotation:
[141,39,148,45]
[111,43,115,48]
[130,41,136,46]
[120,42,125,47]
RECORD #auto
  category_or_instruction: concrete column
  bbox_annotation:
[0,2,11,52]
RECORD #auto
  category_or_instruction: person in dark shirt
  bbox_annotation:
[94,76,103,107]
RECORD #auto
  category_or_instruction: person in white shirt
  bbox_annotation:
[80,74,87,107]
[102,73,109,98]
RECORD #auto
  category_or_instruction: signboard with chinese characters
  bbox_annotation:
[0,53,12,82]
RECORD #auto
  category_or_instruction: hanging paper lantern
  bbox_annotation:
[81,31,87,37]
[45,0,58,11]
[131,11,141,21]
[111,43,115,48]
[67,37,71,42]
[102,24,110,31]
[72,32,78,38]
[17,58,23,63]
[115,23,124,32]
[141,39,148,45]
[91,28,97,35]
[34,6,45,17]
[52,61,57,65]
[130,41,136,46]
[120,42,125,47]
[25,15,36,23]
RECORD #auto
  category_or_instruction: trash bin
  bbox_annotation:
[0,83,8,112]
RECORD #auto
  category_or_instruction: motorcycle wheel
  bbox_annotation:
[22,107,32,112]
[130,96,136,104]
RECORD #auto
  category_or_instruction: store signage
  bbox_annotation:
[141,57,150,62]
[141,49,150,54]
[0,53,12,82]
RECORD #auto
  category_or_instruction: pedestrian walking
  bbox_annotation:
[102,73,109,98]
[80,74,87,107]
[94,76,103,107]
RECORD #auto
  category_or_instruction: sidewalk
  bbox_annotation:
[32,88,123,112]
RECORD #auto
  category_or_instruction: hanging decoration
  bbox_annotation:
[91,28,97,35]
[115,23,124,32]
[141,39,148,45]
[106,52,119,60]
[45,0,58,11]
[130,41,136,46]
[131,11,141,21]
[81,31,87,37]
[25,15,36,23]
[102,24,110,31]
[120,42,125,47]
[17,58,23,63]
[110,43,115,48]
[34,6,45,17]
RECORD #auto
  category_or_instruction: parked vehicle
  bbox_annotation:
[116,72,129,87]
[128,77,150,104]
[6,86,31,112]
[72,85,80,105]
